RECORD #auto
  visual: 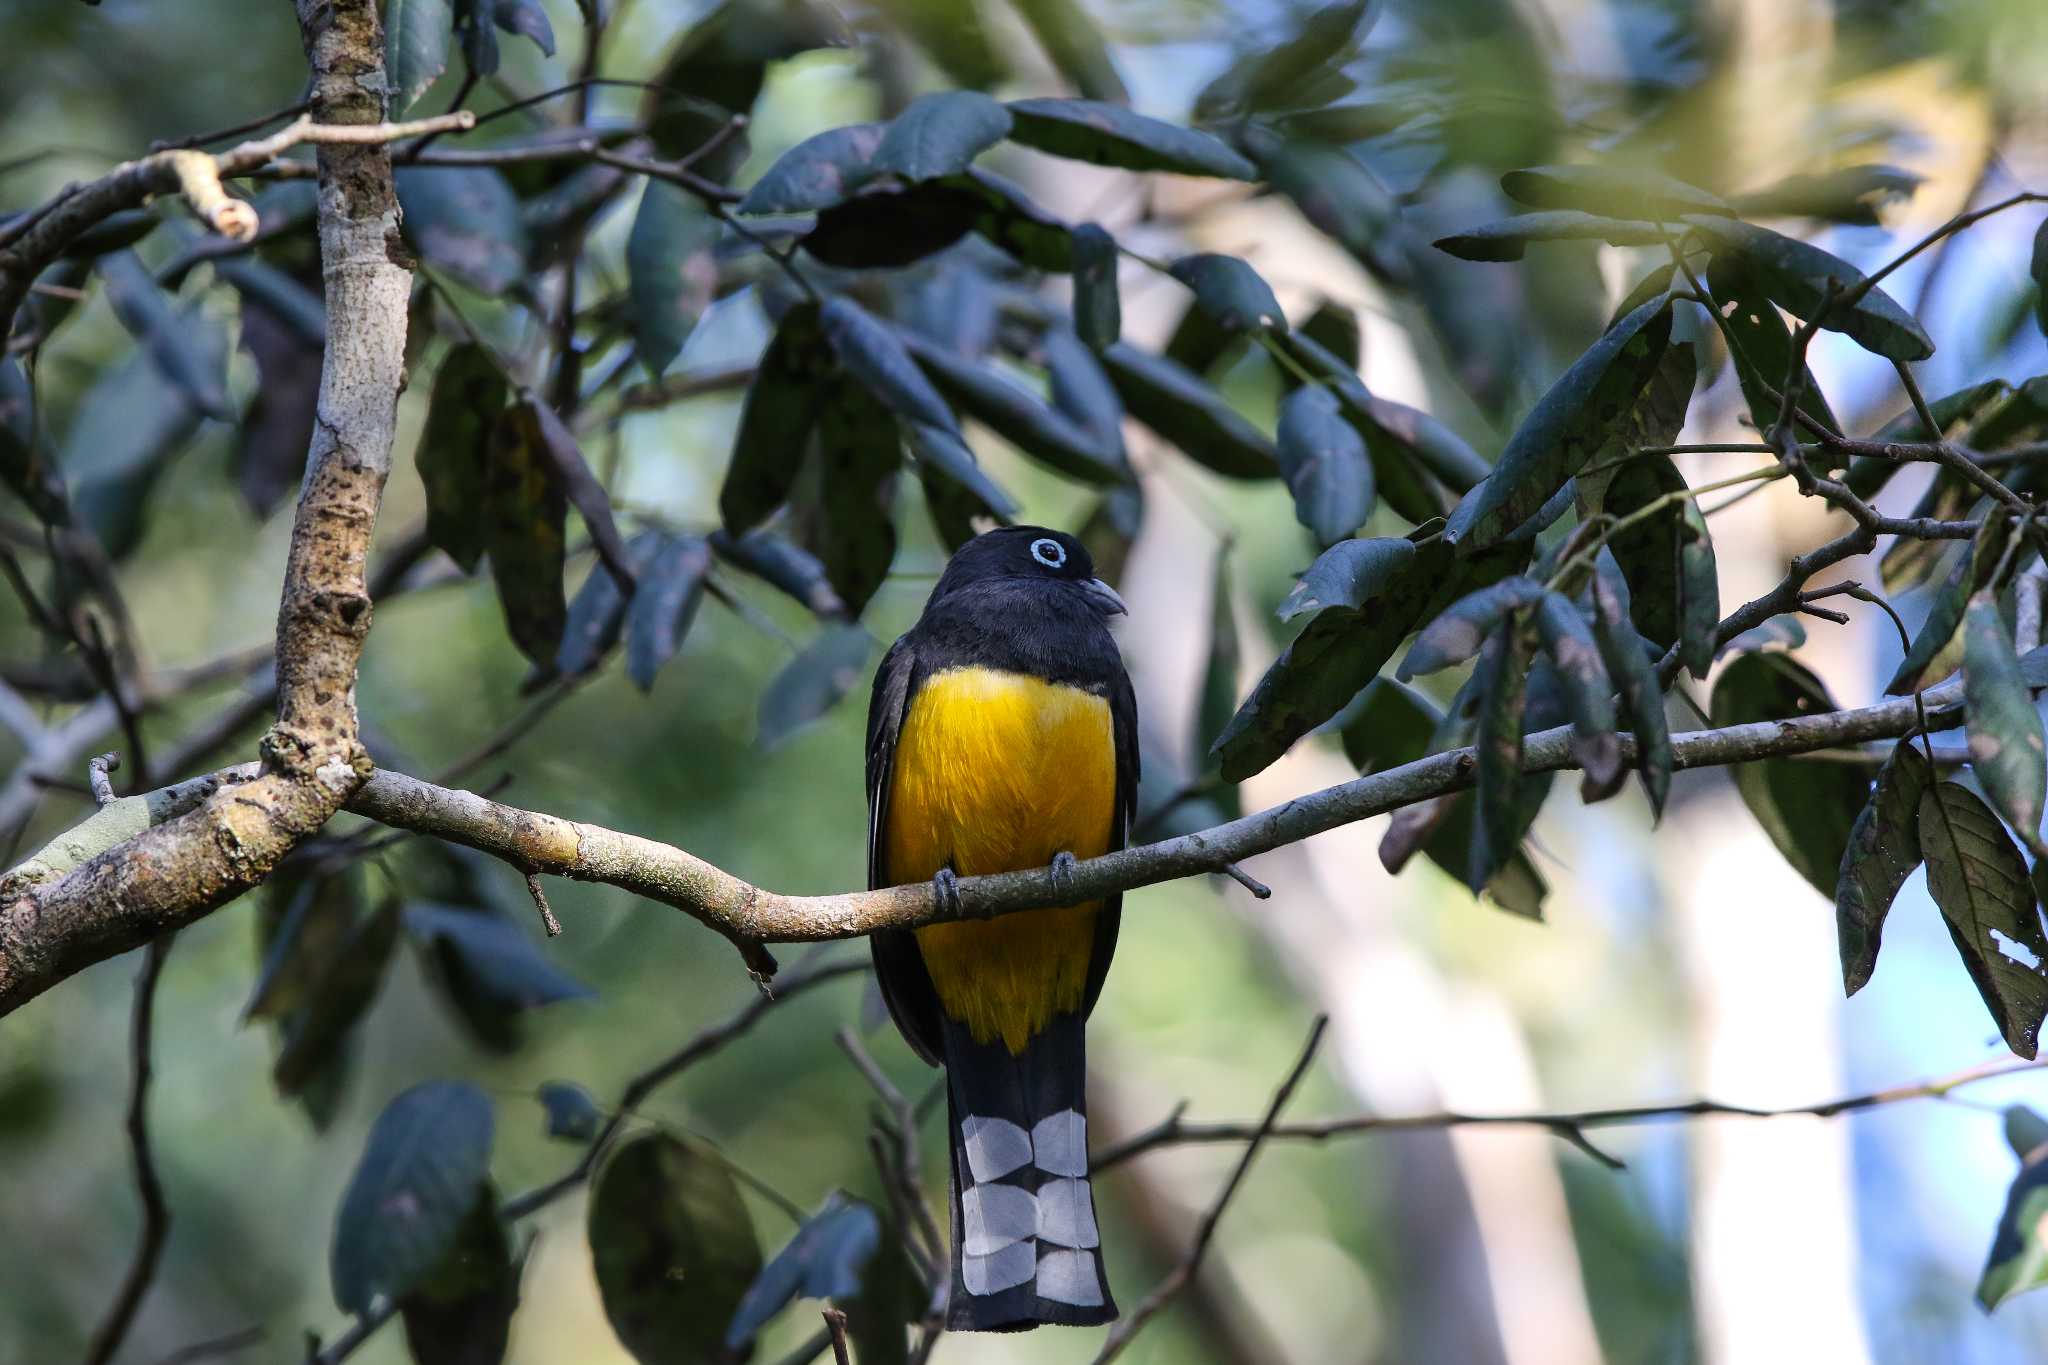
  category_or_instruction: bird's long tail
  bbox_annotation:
[939,1009,1117,1331]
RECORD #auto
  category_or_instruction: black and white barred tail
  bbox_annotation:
[939,1011,1116,1331]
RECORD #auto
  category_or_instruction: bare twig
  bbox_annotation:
[151,1324,266,1365]
[1217,862,1270,898]
[821,1308,851,1365]
[523,871,563,937]
[837,1026,945,1281]
[82,934,175,1365]
[89,752,120,807]
[1092,1016,1328,1363]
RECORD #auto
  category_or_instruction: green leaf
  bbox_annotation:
[388,0,455,114]
[332,1080,495,1314]
[538,1081,601,1142]
[902,330,1127,486]
[396,167,530,295]
[1004,98,1257,180]
[1397,575,1546,679]
[556,543,645,678]
[1573,338,1697,512]
[872,0,1004,87]
[800,180,980,268]
[416,345,504,574]
[1888,512,2014,695]
[1730,165,1922,226]
[1277,537,1417,622]
[759,623,874,750]
[1835,740,1932,996]
[721,301,825,535]
[1071,223,1121,350]
[2010,1106,2048,1159]
[215,255,327,347]
[1589,570,1673,817]
[1472,621,1533,890]
[590,1132,764,1365]
[519,389,637,592]
[1848,379,2011,500]
[709,529,846,618]
[1197,0,1375,118]
[907,422,1014,524]
[1301,302,1360,371]
[1603,452,1718,679]
[1342,675,1436,774]
[724,1194,882,1349]
[1686,215,1934,362]
[1042,327,1128,469]
[1276,386,1374,548]
[1532,591,1624,801]
[1966,590,2047,851]
[1718,613,1807,660]
[821,297,957,432]
[1271,330,1478,513]
[1010,0,1126,101]
[407,902,594,1012]
[0,360,67,528]
[1981,1144,2048,1309]
[1163,298,1237,377]
[1195,549,1243,766]
[738,123,887,215]
[625,534,712,691]
[246,869,363,1024]
[398,1186,518,1365]
[814,379,901,616]
[1921,781,2048,1058]
[2034,219,2048,342]
[1434,211,1666,262]
[1253,138,1410,284]
[96,250,234,420]
[626,181,720,378]
[484,405,567,670]
[1710,653,1875,899]
[1170,253,1286,333]
[951,170,1074,272]
[1444,296,1673,554]
[1706,258,1841,439]
[492,0,555,56]
[1500,164,1729,220]
[870,91,1012,182]
[1099,343,1276,479]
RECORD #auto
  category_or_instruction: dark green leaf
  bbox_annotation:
[1532,591,1623,800]
[389,0,455,113]
[821,297,957,432]
[271,898,399,1104]
[456,0,502,76]
[815,379,901,616]
[1398,575,1545,679]
[625,534,712,691]
[1472,622,1532,889]
[906,421,1015,521]
[738,123,886,215]
[1444,296,1673,553]
[407,901,594,1011]
[1718,614,1807,660]
[1848,379,2010,500]
[519,389,636,591]
[1278,537,1418,621]
[1011,0,1125,99]
[872,0,1004,86]
[1920,781,2048,1058]
[1215,542,1440,779]
[1254,138,1410,283]
[213,256,327,346]
[590,1132,763,1365]
[1573,339,1696,512]
[0,359,68,527]
[2034,219,2048,342]
[1590,570,1672,817]
[1071,223,1120,350]
[1434,211,1666,262]
[626,181,720,378]
[1004,98,1257,180]
[1202,0,1376,117]
[1835,740,1932,995]
[492,0,555,56]
[1687,215,1934,362]
[870,91,1012,182]
[1341,675,1435,773]
[725,1194,881,1349]
[1966,590,2047,850]
[709,529,846,618]
[1609,262,1677,327]
[1706,259,1841,439]
[1170,253,1286,333]
[1730,164,1922,226]
[721,300,826,534]
[399,1186,518,1365]
[1301,302,1360,371]
[1164,298,1237,376]
[396,168,530,295]
[759,623,874,750]
[538,1081,601,1142]
[1099,343,1276,478]
[1277,385,1373,548]
[1195,549,1242,765]
[485,405,567,669]
[800,179,980,268]
[1043,327,1128,469]
[1604,452,1717,679]
[555,558,632,677]
[951,170,1074,271]
[1710,653,1870,899]
[56,209,160,261]
[2012,1106,2048,1159]
[1271,330,1477,513]
[416,345,505,574]
[96,250,234,420]
[1500,164,1729,220]
[246,870,362,1024]
[332,1080,495,1314]
[1980,1143,2048,1309]
[903,330,1127,485]
[1888,512,2013,694]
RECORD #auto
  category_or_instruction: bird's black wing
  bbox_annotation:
[866,634,945,1065]
[1081,665,1138,1019]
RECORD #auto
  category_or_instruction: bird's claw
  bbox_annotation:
[931,867,962,917]
[1049,850,1079,901]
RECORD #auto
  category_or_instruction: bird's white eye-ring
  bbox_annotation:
[1030,537,1067,569]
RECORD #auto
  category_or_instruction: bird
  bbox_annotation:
[866,524,1136,1332]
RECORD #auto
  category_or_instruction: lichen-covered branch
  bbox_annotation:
[0,0,408,1019]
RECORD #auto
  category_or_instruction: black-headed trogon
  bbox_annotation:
[866,525,1136,1332]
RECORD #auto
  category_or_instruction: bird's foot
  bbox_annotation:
[1048,850,1080,901]
[931,867,962,917]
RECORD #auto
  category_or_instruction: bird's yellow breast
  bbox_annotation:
[884,666,1117,1055]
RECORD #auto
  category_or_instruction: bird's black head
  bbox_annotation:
[927,526,1126,617]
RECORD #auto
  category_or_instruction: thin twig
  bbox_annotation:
[150,1324,266,1365]
[821,1308,851,1365]
[1092,1016,1328,1363]
[89,752,120,806]
[523,872,563,937]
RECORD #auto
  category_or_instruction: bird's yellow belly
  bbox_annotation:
[884,666,1117,1055]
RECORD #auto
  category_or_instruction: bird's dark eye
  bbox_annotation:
[1029,537,1068,570]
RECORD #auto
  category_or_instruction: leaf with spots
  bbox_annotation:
[1004,98,1257,180]
[331,1080,495,1315]
[1071,223,1120,351]
[1966,591,2047,853]
[537,1081,601,1142]
[1276,384,1374,548]
[1278,537,1418,622]
[388,0,455,114]
[1835,740,1932,996]
[1846,379,2010,501]
[1710,653,1869,898]
[1444,296,1672,554]
[1980,1135,2048,1309]
[1472,620,1533,890]
[396,167,530,296]
[1396,575,1545,680]
[822,297,958,433]
[519,389,636,593]
[1170,253,1286,334]
[1532,591,1623,801]
[625,534,712,692]
[721,301,828,536]
[1887,511,2015,695]
[484,405,567,670]
[738,123,887,215]
[709,529,846,619]
[627,181,720,378]
[416,345,506,573]
[1603,451,1717,679]
[1589,570,1672,817]
[814,379,902,617]
[590,1132,763,1365]
[398,1184,519,1365]
[869,91,1012,182]
[1920,781,2048,1059]
[1098,343,1276,479]
[759,623,875,750]
[1687,215,1934,363]
[724,1194,883,1350]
